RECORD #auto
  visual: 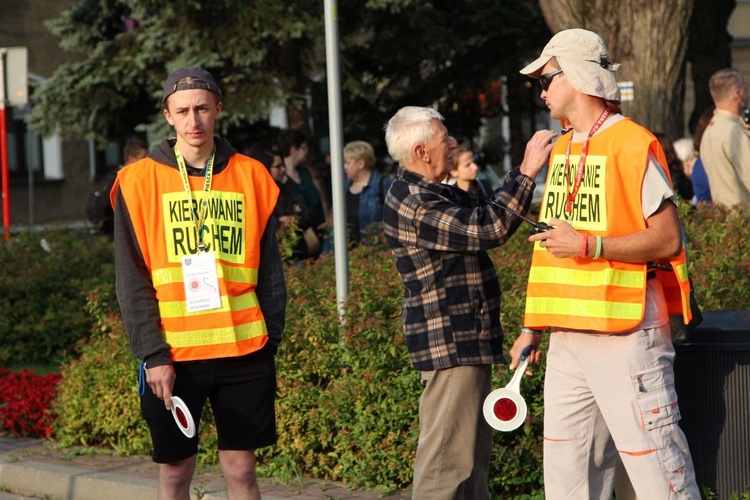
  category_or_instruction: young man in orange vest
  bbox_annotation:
[509,29,701,498]
[112,66,286,499]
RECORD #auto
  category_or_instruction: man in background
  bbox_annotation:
[700,68,750,206]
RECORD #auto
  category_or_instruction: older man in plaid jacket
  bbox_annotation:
[382,106,556,499]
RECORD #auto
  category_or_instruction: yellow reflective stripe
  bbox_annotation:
[164,320,267,348]
[153,267,182,287]
[158,292,259,319]
[152,265,257,287]
[528,266,645,288]
[223,266,256,284]
[526,297,642,320]
[673,262,688,282]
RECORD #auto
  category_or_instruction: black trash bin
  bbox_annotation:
[674,311,750,498]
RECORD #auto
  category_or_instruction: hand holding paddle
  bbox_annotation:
[483,344,536,432]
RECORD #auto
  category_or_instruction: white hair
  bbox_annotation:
[673,137,695,162]
[384,106,444,165]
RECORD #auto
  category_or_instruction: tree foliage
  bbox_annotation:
[27,0,550,154]
[27,0,732,154]
[333,0,550,151]
[27,0,321,146]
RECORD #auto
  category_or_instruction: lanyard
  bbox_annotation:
[174,145,216,252]
[563,108,610,218]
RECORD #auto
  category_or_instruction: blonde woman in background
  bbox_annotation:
[336,140,392,246]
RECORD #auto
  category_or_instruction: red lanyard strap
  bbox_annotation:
[563,108,610,217]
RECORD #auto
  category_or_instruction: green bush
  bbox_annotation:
[51,324,150,454]
[0,228,117,365]
[42,201,750,496]
[682,203,750,311]
[258,244,423,491]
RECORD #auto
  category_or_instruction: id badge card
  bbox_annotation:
[182,251,222,313]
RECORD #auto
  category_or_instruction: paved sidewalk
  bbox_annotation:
[0,437,411,499]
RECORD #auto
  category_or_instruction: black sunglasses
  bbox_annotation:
[539,70,563,91]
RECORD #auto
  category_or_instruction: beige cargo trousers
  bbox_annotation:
[543,324,701,499]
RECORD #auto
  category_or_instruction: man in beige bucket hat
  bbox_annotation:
[508,29,701,498]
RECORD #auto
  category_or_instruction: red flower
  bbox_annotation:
[0,368,60,438]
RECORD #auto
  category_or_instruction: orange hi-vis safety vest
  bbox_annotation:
[524,118,692,333]
[113,154,279,361]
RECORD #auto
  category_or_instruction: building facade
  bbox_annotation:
[0,0,97,228]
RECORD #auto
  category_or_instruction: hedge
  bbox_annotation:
[8,202,747,497]
[0,228,115,366]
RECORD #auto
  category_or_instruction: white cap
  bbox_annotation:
[520,28,621,102]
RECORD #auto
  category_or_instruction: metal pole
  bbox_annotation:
[89,139,96,181]
[0,49,10,241]
[324,0,349,322]
[27,139,34,226]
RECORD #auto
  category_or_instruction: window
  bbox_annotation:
[5,74,63,182]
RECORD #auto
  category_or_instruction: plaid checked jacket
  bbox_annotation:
[383,165,537,371]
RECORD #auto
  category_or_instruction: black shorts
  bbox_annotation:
[140,352,277,463]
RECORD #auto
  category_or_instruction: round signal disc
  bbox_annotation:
[171,396,196,438]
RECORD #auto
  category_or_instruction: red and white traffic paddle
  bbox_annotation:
[171,396,196,438]
[483,344,535,432]
[136,363,196,438]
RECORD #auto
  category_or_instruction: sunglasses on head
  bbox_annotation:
[539,69,563,91]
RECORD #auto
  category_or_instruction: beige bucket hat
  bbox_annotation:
[520,28,621,102]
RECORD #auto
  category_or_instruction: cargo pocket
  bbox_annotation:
[632,367,689,493]
[657,446,688,493]
[632,367,681,431]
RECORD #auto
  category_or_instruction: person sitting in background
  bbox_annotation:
[655,132,694,201]
[122,137,149,167]
[690,106,715,204]
[673,137,698,194]
[340,140,392,246]
[312,149,333,227]
[276,129,327,236]
[247,142,320,260]
[448,145,487,196]
[673,138,696,179]
[86,136,148,237]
